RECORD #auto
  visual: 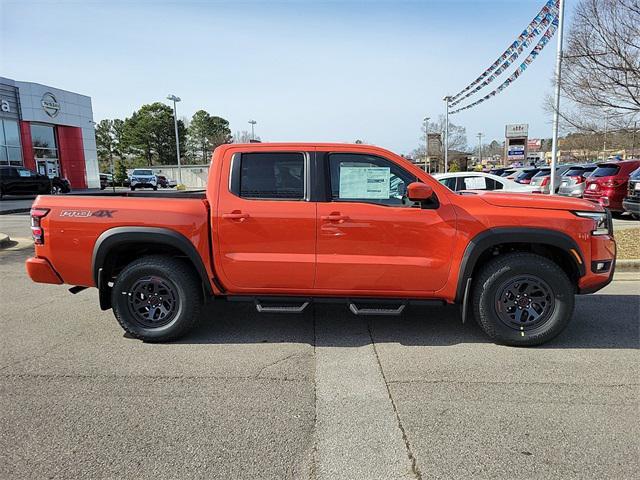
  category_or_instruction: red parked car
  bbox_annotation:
[583,160,640,213]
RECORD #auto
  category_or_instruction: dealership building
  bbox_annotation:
[0,77,99,189]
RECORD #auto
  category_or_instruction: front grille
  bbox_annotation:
[628,181,640,200]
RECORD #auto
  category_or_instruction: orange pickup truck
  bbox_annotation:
[26,143,616,346]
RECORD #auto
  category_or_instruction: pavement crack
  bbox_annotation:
[367,319,423,480]
[255,352,303,379]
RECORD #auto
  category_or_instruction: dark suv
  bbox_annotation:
[0,166,70,199]
[622,166,640,219]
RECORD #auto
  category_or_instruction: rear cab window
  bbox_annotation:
[328,153,416,207]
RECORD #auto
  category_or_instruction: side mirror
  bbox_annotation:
[407,182,433,201]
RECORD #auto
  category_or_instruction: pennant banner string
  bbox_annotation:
[450,17,559,115]
[449,0,559,104]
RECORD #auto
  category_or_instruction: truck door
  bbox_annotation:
[215,150,316,291]
[315,152,456,294]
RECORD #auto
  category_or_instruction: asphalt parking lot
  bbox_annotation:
[1,213,638,479]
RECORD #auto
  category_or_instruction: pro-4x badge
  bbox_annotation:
[60,210,117,218]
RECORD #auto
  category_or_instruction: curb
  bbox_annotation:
[0,233,11,249]
[616,260,640,272]
[0,208,31,215]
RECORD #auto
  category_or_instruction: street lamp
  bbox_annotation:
[443,96,452,172]
[167,94,182,185]
[248,119,257,141]
[424,117,430,173]
[477,132,483,167]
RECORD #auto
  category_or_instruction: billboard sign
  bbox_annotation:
[527,138,542,151]
[505,123,529,138]
[507,144,525,160]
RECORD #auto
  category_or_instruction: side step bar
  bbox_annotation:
[226,296,444,316]
[348,302,405,316]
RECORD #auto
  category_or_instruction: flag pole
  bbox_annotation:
[549,0,565,195]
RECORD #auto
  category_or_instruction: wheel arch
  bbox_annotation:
[455,227,585,303]
[92,226,214,310]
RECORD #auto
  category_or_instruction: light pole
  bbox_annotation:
[167,94,182,185]
[424,116,430,173]
[443,96,452,172]
[248,120,257,141]
[477,132,483,167]
[549,0,566,195]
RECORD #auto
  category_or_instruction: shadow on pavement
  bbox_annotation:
[177,294,639,350]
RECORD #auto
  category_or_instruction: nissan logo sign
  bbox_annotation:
[41,92,60,117]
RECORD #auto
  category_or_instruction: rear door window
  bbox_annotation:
[238,152,305,200]
[591,165,620,178]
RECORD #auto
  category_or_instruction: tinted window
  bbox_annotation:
[563,168,585,177]
[239,152,305,200]
[591,165,620,178]
[501,170,515,177]
[329,153,415,206]
[439,177,457,190]
[630,168,640,180]
[516,170,538,180]
[132,170,153,176]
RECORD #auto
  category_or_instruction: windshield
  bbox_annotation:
[516,170,538,180]
[533,169,551,178]
[132,170,153,176]
[591,165,620,178]
[630,167,640,180]
[563,168,586,177]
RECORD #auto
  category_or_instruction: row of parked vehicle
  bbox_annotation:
[99,170,177,190]
[436,160,640,218]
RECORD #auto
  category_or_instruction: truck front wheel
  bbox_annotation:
[472,253,575,346]
[112,255,202,342]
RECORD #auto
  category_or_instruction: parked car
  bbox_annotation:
[129,169,158,191]
[529,165,577,193]
[0,166,70,199]
[435,172,537,192]
[557,164,598,198]
[514,168,541,184]
[488,167,511,176]
[26,142,615,347]
[157,175,177,188]
[583,160,640,213]
[622,166,640,219]
[502,167,538,182]
[99,173,113,190]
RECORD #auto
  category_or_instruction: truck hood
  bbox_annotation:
[475,191,603,212]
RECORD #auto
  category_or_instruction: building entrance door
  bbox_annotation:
[36,159,60,178]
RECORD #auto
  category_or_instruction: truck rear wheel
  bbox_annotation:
[112,255,202,342]
[472,253,575,346]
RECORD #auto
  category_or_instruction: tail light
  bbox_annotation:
[601,178,625,188]
[570,175,585,184]
[540,177,550,187]
[30,208,50,245]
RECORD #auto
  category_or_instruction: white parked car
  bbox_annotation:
[434,172,538,193]
[129,169,158,191]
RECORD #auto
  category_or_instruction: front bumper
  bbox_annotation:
[622,199,640,215]
[577,234,616,294]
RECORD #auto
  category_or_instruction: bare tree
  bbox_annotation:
[232,130,261,143]
[549,0,639,132]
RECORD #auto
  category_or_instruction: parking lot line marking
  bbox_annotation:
[313,311,418,479]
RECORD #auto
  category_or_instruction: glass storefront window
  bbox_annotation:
[0,119,23,165]
[30,124,57,150]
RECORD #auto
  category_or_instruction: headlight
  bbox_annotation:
[573,211,611,235]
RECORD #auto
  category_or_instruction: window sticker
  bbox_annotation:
[339,167,390,199]
[463,176,487,190]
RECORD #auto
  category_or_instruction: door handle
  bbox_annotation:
[222,212,250,220]
[321,213,350,222]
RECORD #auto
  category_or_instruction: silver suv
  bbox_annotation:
[130,169,158,191]
[529,165,576,194]
[557,164,597,197]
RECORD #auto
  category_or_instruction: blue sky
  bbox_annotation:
[1,0,575,153]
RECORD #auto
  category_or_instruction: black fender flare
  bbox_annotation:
[92,226,214,298]
[455,227,586,302]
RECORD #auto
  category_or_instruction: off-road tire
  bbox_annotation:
[153,186,158,191]
[472,253,575,346]
[112,255,202,342]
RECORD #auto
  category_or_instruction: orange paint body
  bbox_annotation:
[27,143,616,303]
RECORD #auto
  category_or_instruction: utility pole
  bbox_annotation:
[248,120,257,141]
[424,116,430,173]
[167,94,182,185]
[477,132,483,167]
[443,96,452,172]
[549,0,565,196]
